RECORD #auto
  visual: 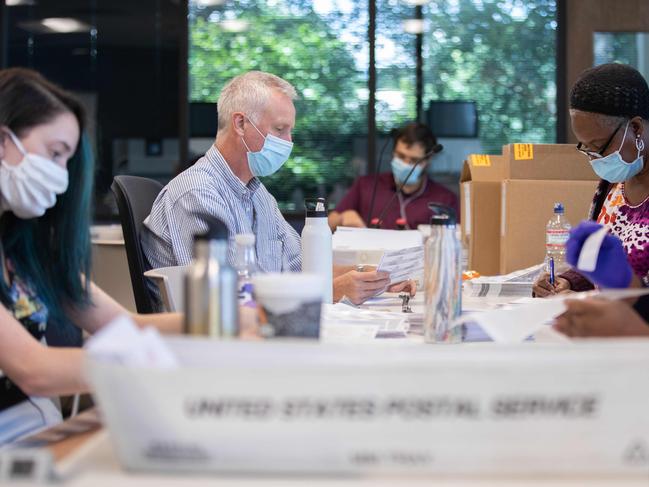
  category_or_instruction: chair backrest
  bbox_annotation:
[143,265,189,313]
[111,175,164,314]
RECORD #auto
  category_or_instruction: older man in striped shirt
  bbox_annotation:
[141,71,414,304]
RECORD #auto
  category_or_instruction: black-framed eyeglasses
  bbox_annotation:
[576,121,625,160]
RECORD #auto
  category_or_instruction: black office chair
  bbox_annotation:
[111,175,164,314]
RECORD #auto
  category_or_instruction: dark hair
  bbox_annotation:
[570,63,649,119]
[392,122,438,155]
[0,68,94,343]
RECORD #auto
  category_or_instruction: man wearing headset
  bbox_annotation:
[329,122,458,231]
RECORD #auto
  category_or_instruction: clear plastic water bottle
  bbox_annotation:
[235,234,260,334]
[545,202,571,273]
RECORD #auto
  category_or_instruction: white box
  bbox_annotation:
[88,338,649,475]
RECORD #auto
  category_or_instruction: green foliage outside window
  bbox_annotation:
[189,0,557,207]
[422,0,557,153]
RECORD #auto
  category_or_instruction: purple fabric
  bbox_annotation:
[335,172,458,230]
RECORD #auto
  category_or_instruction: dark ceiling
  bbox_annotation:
[4,0,184,48]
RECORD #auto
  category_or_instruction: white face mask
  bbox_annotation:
[0,129,69,219]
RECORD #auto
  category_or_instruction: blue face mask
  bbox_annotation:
[391,156,424,186]
[590,122,645,183]
[242,117,293,177]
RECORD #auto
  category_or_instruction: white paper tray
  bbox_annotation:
[87,338,649,476]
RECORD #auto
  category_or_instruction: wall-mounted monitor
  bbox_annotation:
[190,102,218,137]
[427,100,478,138]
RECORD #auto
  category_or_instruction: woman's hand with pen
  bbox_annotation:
[532,272,571,297]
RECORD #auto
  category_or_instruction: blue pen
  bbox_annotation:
[549,257,555,287]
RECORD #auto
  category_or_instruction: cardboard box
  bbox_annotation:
[498,143,598,274]
[460,154,504,276]
[500,179,597,274]
[501,143,599,182]
[460,144,599,275]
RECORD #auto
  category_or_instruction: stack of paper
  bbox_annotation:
[377,246,425,284]
[332,227,424,267]
[333,227,424,250]
[465,263,544,298]
[320,302,410,342]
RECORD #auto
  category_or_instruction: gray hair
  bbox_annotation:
[217,71,297,131]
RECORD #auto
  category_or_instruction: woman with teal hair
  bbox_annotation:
[0,68,181,442]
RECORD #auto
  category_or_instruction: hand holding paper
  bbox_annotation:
[567,221,632,288]
[458,288,649,343]
[376,245,424,284]
[554,298,649,338]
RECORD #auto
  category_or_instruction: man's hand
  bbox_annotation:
[333,270,390,305]
[340,210,366,228]
[533,272,571,297]
[387,279,417,297]
[553,298,649,337]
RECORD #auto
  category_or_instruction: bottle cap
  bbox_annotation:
[428,203,457,226]
[395,218,407,229]
[234,233,256,246]
[369,218,381,228]
[305,197,328,217]
[553,202,565,214]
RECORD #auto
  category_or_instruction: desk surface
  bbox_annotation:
[25,292,647,485]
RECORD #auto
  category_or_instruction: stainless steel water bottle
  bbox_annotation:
[184,216,239,338]
[423,204,463,343]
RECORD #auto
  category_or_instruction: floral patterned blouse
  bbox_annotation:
[597,182,649,279]
[0,259,49,412]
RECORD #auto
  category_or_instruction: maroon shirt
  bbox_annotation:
[335,172,459,230]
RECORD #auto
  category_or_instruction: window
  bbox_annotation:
[423,0,558,154]
[189,0,369,210]
[594,32,648,70]
[189,0,558,208]
[2,0,184,218]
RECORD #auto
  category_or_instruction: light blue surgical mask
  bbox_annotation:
[391,156,424,186]
[241,117,293,177]
[590,122,645,183]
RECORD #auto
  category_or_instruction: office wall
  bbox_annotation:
[563,0,649,142]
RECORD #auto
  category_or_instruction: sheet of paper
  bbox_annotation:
[85,315,179,369]
[465,281,533,298]
[470,263,545,284]
[577,225,608,272]
[333,227,423,250]
[320,303,409,339]
[320,323,379,343]
[456,288,649,344]
[376,245,424,284]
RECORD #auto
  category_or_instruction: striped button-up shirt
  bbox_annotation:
[141,145,302,273]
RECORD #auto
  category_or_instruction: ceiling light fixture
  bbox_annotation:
[402,19,425,35]
[40,17,91,33]
[194,0,226,6]
[6,0,37,5]
[220,19,249,33]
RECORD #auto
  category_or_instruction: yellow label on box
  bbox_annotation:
[470,154,491,167]
[513,144,534,160]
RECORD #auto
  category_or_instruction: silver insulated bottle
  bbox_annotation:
[423,204,463,343]
[184,216,239,338]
